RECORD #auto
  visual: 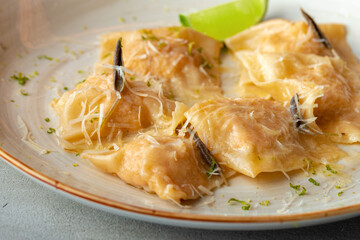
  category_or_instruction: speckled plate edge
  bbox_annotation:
[2,147,360,230]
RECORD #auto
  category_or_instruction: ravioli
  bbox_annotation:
[184,98,345,178]
[226,19,360,143]
[226,19,360,73]
[97,27,223,106]
[82,135,223,202]
[52,73,187,150]
[226,19,327,55]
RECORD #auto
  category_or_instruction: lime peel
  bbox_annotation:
[179,14,191,28]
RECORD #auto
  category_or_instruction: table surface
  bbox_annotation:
[1,159,359,240]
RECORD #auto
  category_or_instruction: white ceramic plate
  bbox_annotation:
[2,0,360,230]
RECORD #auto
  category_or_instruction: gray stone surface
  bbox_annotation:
[0,159,359,240]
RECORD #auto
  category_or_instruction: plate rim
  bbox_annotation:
[1,147,360,224]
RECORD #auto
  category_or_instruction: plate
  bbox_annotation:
[1,0,360,230]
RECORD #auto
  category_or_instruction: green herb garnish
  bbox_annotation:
[47,128,56,134]
[90,117,98,123]
[326,164,337,174]
[298,187,307,196]
[11,73,29,85]
[303,158,316,175]
[290,183,306,196]
[188,42,195,56]
[140,29,159,41]
[45,118,50,122]
[77,79,86,85]
[147,81,151,87]
[37,55,53,61]
[20,89,28,96]
[158,41,166,49]
[338,191,343,196]
[228,198,251,210]
[289,183,300,190]
[206,156,216,176]
[63,87,68,91]
[259,200,270,206]
[72,163,79,167]
[308,178,320,186]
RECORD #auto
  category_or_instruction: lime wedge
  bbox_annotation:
[179,0,268,40]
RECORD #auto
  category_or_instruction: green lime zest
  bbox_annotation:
[308,178,320,186]
[303,158,316,175]
[188,42,195,56]
[289,183,300,190]
[259,200,270,206]
[206,156,216,176]
[20,89,28,96]
[228,198,251,210]
[47,128,56,134]
[326,164,337,174]
[11,73,29,85]
[290,183,306,196]
[37,55,53,61]
[298,187,307,196]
